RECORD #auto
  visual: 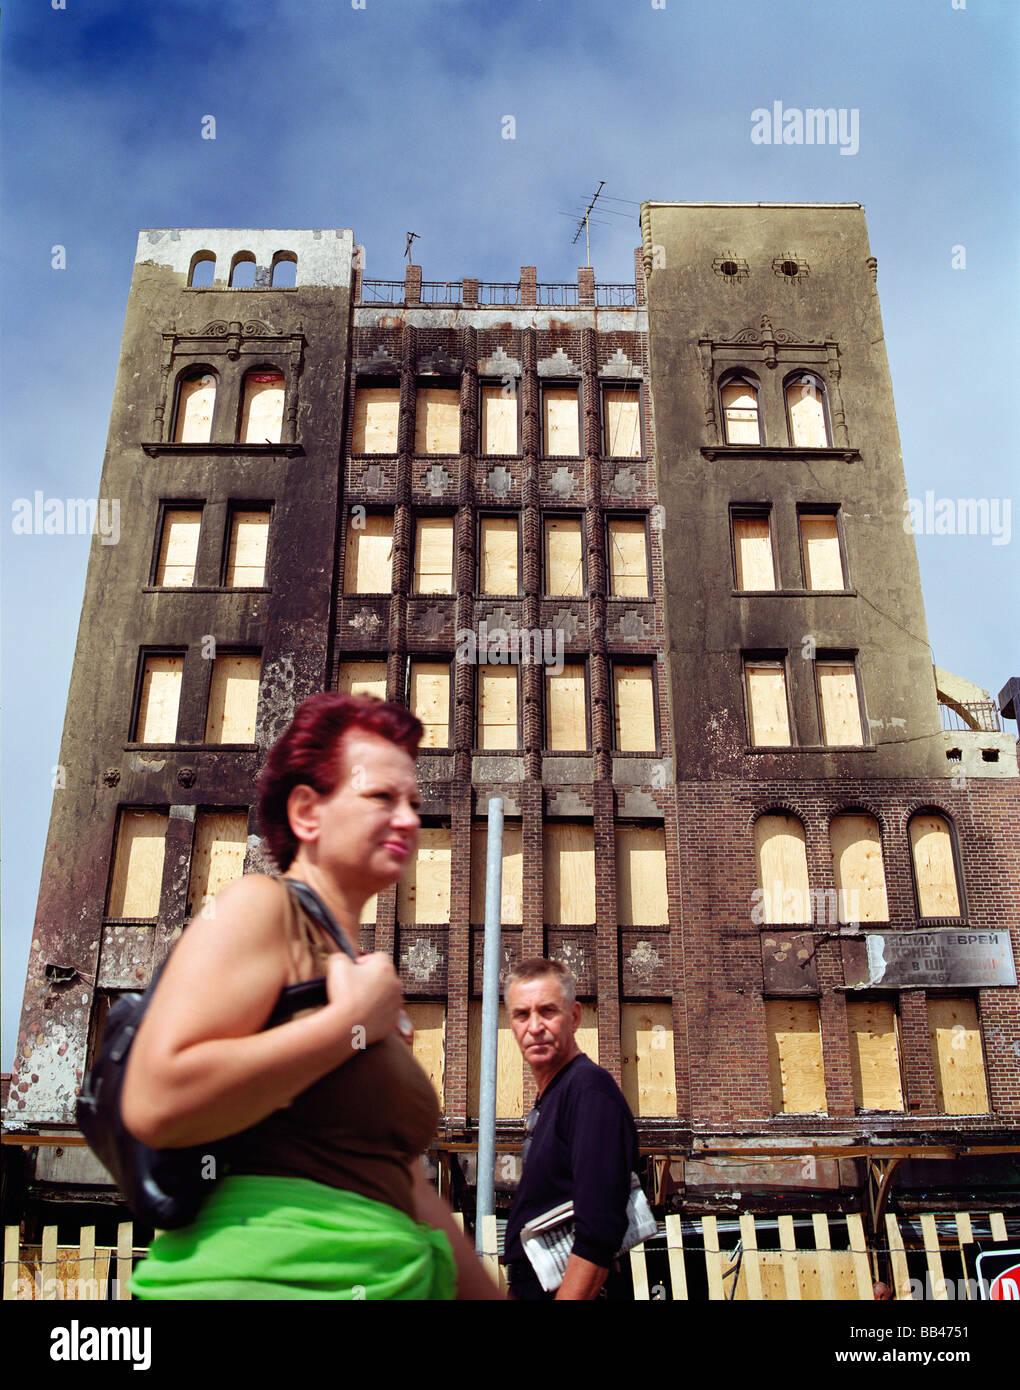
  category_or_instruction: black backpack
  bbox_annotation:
[75,879,357,1229]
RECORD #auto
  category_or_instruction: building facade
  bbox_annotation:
[6,206,1018,1224]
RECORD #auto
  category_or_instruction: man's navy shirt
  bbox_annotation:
[504,1053,639,1269]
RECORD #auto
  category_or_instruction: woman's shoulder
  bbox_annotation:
[187,873,289,946]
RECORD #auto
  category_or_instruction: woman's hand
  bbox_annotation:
[326,951,405,1047]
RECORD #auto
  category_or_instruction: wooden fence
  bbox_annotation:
[4,1210,1011,1300]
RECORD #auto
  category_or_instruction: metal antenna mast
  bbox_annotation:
[404,231,420,263]
[571,181,605,267]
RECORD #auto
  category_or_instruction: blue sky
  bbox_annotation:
[2,0,1018,1068]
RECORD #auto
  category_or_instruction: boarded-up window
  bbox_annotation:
[800,513,845,590]
[239,371,285,444]
[343,513,393,593]
[337,661,387,700]
[479,516,518,593]
[786,376,830,447]
[817,661,863,746]
[174,371,216,443]
[910,814,962,917]
[410,661,450,748]
[108,810,167,918]
[155,509,201,586]
[135,655,183,743]
[830,814,888,924]
[189,811,248,913]
[480,383,517,454]
[205,654,260,743]
[414,387,460,454]
[470,822,523,924]
[468,1003,524,1118]
[576,1003,599,1063]
[733,515,776,590]
[406,1003,445,1107]
[544,517,583,596]
[225,510,269,587]
[616,826,669,925]
[721,379,760,444]
[543,823,595,924]
[397,827,450,923]
[607,518,649,597]
[604,387,641,457]
[745,661,791,746]
[846,1001,903,1111]
[477,665,517,749]
[765,1000,827,1113]
[613,665,656,751]
[928,997,989,1114]
[352,386,400,454]
[543,387,580,455]
[545,666,587,750]
[621,1004,676,1117]
[413,516,454,593]
[755,814,810,924]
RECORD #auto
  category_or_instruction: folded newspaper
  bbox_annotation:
[519,1174,658,1292]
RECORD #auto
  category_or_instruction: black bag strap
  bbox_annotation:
[282,878,359,962]
[263,879,360,1028]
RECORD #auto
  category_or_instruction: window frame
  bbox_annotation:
[411,512,456,595]
[151,501,204,587]
[236,363,287,445]
[202,647,263,747]
[609,658,661,754]
[542,511,587,598]
[222,501,273,588]
[540,380,583,458]
[845,993,905,1114]
[605,512,652,599]
[477,512,522,597]
[730,504,778,591]
[784,370,833,448]
[718,369,763,446]
[478,377,521,456]
[475,662,522,752]
[544,659,591,753]
[907,807,968,922]
[170,364,219,444]
[413,377,462,456]
[407,655,454,751]
[350,376,401,456]
[742,651,794,748]
[813,650,867,748]
[130,647,186,745]
[798,504,849,591]
[342,507,395,595]
[105,807,170,921]
[600,380,645,459]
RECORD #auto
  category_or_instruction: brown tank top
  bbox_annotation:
[227,883,440,1220]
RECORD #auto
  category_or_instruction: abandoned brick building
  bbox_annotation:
[6,205,1019,1234]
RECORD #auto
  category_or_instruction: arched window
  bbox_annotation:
[271,252,297,287]
[829,813,889,923]
[229,252,257,288]
[785,372,831,447]
[173,368,217,443]
[909,811,963,918]
[239,368,285,444]
[720,371,761,444]
[754,812,811,924]
[188,252,215,288]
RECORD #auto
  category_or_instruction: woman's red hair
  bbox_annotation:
[256,692,422,870]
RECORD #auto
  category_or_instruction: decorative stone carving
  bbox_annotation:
[486,464,512,497]
[601,347,636,377]
[357,345,400,374]
[537,348,580,377]
[402,937,444,983]
[362,464,385,491]
[478,346,521,378]
[627,939,663,983]
[549,466,576,498]
[614,610,649,639]
[350,607,383,633]
[550,610,581,642]
[423,464,451,497]
[176,767,196,789]
[612,467,640,497]
[415,606,447,640]
[417,347,461,376]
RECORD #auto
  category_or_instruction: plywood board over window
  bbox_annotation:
[613,665,656,751]
[546,666,587,750]
[604,387,642,457]
[470,822,523,924]
[239,372,285,444]
[225,511,269,587]
[413,516,454,593]
[406,1003,445,1107]
[414,387,460,454]
[800,514,844,590]
[733,515,775,590]
[352,386,399,453]
[817,662,863,746]
[830,814,889,923]
[468,1003,524,1117]
[607,518,649,597]
[108,811,167,918]
[576,1003,599,1063]
[189,811,248,912]
[174,372,216,443]
[136,655,183,743]
[477,665,517,749]
[755,815,810,924]
[745,661,791,746]
[480,383,517,454]
[479,516,518,594]
[544,517,583,596]
[721,381,760,444]
[543,823,595,924]
[616,826,669,925]
[543,387,580,455]
[787,379,829,447]
[397,828,450,923]
[928,997,989,1114]
[910,815,962,917]
[410,661,450,747]
[205,654,261,742]
[765,1000,827,1114]
[155,510,201,586]
[621,1004,676,1117]
[337,661,387,700]
[846,1001,903,1111]
[343,513,393,593]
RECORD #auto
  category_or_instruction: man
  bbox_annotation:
[502,958,639,1301]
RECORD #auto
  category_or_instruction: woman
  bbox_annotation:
[124,692,501,1300]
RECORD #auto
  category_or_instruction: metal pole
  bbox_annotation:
[475,796,504,1251]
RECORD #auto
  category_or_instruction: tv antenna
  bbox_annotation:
[571,181,605,267]
[404,231,420,263]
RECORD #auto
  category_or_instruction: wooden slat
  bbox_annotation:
[543,386,579,454]
[108,810,167,918]
[604,387,641,457]
[621,1003,677,1117]
[739,1212,764,1302]
[703,1216,725,1301]
[733,516,775,590]
[818,662,863,746]
[847,1000,904,1112]
[630,1241,650,1300]
[778,1214,801,1300]
[225,510,269,586]
[4,1226,20,1300]
[413,516,454,593]
[910,815,962,916]
[479,516,518,593]
[479,1213,500,1285]
[79,1226,96,1293]
[812,1213,838,1301]
[955,1211,974,1300]
[885,1213,913,1299]
[830,813,889,923]
[352,386,400,453]
[397,827,450,923]
[928,997,989,1114]
[920,1212,947,1299]
[205,654,260,742]
[477,665,518,749]
[115,1223,133,1300]
[343,512,393,593]
[470,822,523,924]
[480,384,517,454]
[239,373,284,444]
[410,661,450,747]
[745,662,791,746]
[42,1226,57,1297]
[607,518,649,597]
[189,811,248,912]
[337,660,387,699]
[755,814,809,924]
[800,514,844,589]
[544,517,583,596]
[156,509,201,586]
[468,1003,524,1117]
[414,386,460,454]
[846,1213,875,1299]
[543,823,595,925]
[137,655,183,743]
[989,1212,1007,1242]
[613,664,655,751]
[765,1001,827,1114]
[665,1214,688,1301]
[615,825,668,925]
[545,665,586,750]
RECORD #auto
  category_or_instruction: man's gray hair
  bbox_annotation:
[503,957,577,1007]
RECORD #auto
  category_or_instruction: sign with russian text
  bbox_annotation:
[842,930,1017,990]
